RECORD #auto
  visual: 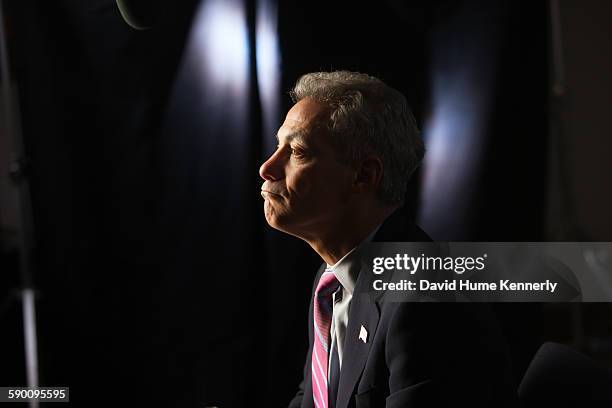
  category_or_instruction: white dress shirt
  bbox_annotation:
[326,226,380,370]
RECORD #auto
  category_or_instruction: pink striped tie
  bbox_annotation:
[312,269,340,408]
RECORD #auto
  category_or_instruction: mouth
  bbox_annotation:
[261,189,283,199]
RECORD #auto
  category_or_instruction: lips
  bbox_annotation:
[261,189,283,199]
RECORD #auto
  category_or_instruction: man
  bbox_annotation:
[259,71,516,408]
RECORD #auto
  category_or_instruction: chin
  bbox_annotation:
[265,213,304,239]
[263,202,311,238]
[265,213,289,232]
[264,206,285,230]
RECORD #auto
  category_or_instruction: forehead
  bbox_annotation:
[277,98,330,144]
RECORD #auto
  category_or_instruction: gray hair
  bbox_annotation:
[290,70,425,205]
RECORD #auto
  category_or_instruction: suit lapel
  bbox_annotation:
[333,210,428,408]
[315,210,429,408]
[335,263,381,408]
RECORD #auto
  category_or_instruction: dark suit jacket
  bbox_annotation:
[288,210,518,408]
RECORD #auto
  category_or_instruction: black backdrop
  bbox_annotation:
[1,0,550,407]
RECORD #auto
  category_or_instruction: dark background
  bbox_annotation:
[1,0,611,407]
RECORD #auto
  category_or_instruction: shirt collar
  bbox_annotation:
[326,225,381,295]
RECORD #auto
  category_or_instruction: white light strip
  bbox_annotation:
[22,288,39,408]
[256,0,281,152]
[192,0,250,97]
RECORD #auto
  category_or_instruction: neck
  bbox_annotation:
[306,205,397,265]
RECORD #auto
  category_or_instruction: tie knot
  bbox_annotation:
[315,270,341,297]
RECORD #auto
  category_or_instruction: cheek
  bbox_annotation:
[290,167,350,204]
[286,169,313,199]
[285,159,353,201]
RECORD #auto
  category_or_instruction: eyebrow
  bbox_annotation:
[276,130,306,144]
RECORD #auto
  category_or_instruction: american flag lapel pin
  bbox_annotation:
[359,325,368,343]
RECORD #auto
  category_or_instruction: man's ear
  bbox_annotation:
[354,156,383,192]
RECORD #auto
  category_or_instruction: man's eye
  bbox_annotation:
[290,147,304,157]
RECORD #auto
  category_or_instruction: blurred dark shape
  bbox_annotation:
[519,342,612,407]
[115,0,161,29]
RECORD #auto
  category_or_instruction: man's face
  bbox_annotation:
[259,98,355,239]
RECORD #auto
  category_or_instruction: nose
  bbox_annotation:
[259,148,285,181]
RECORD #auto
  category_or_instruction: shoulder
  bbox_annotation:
[373,209,432,243]
[379,301,511,371]
[379,302,516,401]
